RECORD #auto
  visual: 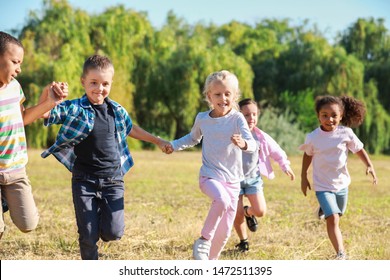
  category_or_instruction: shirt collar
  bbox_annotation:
[80,94,115,109]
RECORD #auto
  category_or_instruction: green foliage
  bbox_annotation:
[278,90,318,133]
[11,0,390,154]
[258,107,306,155]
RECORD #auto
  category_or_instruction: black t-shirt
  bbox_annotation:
[74,101,121,177]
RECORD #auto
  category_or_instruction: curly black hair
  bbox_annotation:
[315,95,366,128]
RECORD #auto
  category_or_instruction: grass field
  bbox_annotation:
[0,149,389,260]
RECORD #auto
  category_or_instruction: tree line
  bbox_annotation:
[8,0,390,154]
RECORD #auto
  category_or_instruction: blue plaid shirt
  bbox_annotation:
[41,94,134,174]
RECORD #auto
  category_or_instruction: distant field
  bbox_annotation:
[0,150,389,260]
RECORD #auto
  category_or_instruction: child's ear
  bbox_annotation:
[80,77,85,87]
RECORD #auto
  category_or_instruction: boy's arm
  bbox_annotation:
[22,82,68,125]
[300,152,312,196]
[129,124,172,153]
[355,149,378,185]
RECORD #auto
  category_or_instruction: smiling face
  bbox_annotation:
[240,103,258,131]
[207,80,236,117]
[0,43,24,88]
[318,103,343,131]
[81,67,114,105]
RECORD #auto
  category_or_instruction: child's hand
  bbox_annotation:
[157,138,174,154]
[50,81,68,105]
[366,166,378,185]
[301,176,311,196]
[284,166,296,181]
[231,134,247,150]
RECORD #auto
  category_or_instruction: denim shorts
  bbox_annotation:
[316,187,348,218]
[240,175,264,196]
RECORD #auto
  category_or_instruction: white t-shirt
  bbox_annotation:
[299,126,363,192]
[172,109,256,183]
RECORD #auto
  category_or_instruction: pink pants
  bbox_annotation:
[199,176,240,260]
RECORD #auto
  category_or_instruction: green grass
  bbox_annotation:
[0,150,389,260]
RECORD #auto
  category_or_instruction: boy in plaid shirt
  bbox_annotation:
[41,55,170,259]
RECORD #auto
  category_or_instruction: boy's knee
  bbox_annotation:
[101,228,124,242]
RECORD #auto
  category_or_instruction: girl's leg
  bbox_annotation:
[326,214,344,254]
[72,174,100,260]
[99,177,125,242]
[233,195,246,241]
[200,179,239,260]
[246,192,266,218]
[317,189,348,256]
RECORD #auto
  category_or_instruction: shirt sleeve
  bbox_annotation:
[264,132,291,171]
[171,113,203,151]
[299,134,314,156]
[44,101,72,126]
[347,128,364,153]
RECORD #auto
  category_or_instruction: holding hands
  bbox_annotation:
[157,138,174,154]
[49,81,69,105]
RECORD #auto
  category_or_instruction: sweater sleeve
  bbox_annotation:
[264,132,291,171]
[171,113,203,151]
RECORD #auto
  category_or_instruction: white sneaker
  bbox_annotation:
[314,206,325,220]
[193,238,211,260]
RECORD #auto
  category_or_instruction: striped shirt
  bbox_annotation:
[41,94,134,174]
[0,79,28,171]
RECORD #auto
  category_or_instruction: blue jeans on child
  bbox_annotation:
[72,171,125,260]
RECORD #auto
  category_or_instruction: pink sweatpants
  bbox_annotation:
[199,176,240,260]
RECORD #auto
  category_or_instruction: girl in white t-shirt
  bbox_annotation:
[168,70,256,260]
[300,95,378,260]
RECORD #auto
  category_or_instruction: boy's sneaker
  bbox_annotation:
[235,239,249,252]
[193,237,211,260]
[315,206,325,220]
[335,250,347,260]
[244,206,258,232]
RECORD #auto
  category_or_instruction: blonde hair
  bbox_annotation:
[202,70,241,110]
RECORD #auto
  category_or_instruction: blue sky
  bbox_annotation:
[1,0,389,41]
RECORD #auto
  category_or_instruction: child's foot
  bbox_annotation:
[244,206,258,232]
[235,239,249,252]
[335,250,347,260]
[193,237,211,260]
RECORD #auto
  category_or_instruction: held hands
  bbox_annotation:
[157,137,174,154]
[366,166,378,185]
[231,134,247,150]
[49,81,68,105]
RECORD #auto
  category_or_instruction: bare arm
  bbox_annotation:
[22,82,68,125]
[300,152,312,196]
[355,149,378,185]
[129,125,172,153]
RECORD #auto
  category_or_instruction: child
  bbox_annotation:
[0,31,67,240]
[299,95,378,260]
[167,70,256,260]
[41,55,171,260]
[233,98,295,252]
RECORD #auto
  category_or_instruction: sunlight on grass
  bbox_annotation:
[0,150,388,260]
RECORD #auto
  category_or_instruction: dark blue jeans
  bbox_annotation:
[71,171,125,260]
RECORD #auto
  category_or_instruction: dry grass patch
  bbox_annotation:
[0,150,389,260]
